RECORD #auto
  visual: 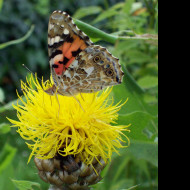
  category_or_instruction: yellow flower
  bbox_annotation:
[8,74,130,166]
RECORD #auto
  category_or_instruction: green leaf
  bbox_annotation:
[137,75,158,89]
[74,19,157,44]
[126,49,154,65]
[112,156,131,183]
[128,140,158,167]
[0,164,15,190]
[92,9,118,24]
[11,179,41,190]
[110,2,125,10]
[0,0,3,12]
[0,25,35,50]
[0,98,21,113]
[113,66,158,116]
[112,66,146,114]
[99,162,111,178]
[155,1,158,33]
[123,0,134,14]
[0,143,17,174]
[113,66,158,145]
[0,87,5,103]
[118,111,157,142]
[73,6,102,19]
[110,179,134,190]
[34,0,50,16]
[91,2,124,25]
[144,93,158,104]
[74,18,117,44]
[0,123,10,134]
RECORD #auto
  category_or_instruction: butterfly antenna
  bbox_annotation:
[55,92,60,118]
[22,64,47,93]
[22,63,49,104]
[80,92,85,102]
[22,64,43,82]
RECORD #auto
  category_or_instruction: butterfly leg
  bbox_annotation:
[55,91,60,118]
[68,90,85,112]
[79,92,85,102]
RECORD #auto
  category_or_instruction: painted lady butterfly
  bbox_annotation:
[45,10,124,96]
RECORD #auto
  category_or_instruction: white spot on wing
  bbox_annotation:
[54,36,60,43]
[49,24,54,30]
[85,67,94,77]
[64,70,71,78]
[49,59,54,66]
[50,38,54,45]
[71,60,78,68]
[63,28,69,35]
[54,54,63,62]
[88,54,93,59]
[82,32,86,36]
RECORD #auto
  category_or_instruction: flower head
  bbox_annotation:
[8,74,130,166]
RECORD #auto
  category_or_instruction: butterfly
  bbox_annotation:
[45,10,124,96]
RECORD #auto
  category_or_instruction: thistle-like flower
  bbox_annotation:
[8,74,130,190]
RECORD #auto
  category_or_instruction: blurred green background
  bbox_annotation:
[0,0,158,189]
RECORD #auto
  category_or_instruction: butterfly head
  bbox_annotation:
[44,84,57,96]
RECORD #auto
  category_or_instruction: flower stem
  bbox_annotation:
[74,19,158,44]
[0,25,35,50]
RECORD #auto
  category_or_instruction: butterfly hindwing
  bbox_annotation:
[59,45,124,94]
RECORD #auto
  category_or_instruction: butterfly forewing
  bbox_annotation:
[48,11,92,81]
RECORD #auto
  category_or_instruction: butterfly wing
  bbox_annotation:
[59,45,124,94]
[48,10,93,87]
[47,10,124,96]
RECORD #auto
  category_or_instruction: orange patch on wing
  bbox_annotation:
[59,35,88,73]
[80,43,87,50]
[62,42,72,55]
[53,54,64,75]
[70,36,82,51]
[65,39,80,58]
[64,35,87,58]
[54,64,64,75]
